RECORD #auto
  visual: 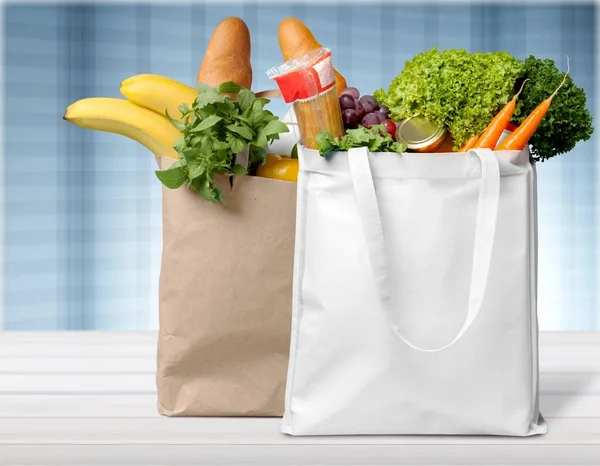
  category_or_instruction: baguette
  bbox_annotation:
[278,17,348,95]
[197,17,252,89]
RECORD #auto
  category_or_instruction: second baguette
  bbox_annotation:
[278,17,348,95]
[197,17,253,89]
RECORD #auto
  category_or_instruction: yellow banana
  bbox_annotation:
[63,98,180,159]
[120,74,198,120]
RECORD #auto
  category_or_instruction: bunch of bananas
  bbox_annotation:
[63,74,198,159]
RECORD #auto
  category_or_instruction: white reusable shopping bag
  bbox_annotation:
[282,145,547,436]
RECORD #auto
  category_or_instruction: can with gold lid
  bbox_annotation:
[395,116,450,153]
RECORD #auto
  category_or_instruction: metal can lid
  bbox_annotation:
[396,116,447,150]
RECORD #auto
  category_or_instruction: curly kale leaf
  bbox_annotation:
[512,56,594,162]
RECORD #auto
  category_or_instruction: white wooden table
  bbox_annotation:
[0,332,599,465]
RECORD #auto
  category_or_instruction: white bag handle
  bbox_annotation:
[347,146,501,353]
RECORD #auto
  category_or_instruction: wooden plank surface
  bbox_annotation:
[1,417,600,445]
[0,332,598,465]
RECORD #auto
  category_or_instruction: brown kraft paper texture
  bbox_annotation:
[157,158,296,416]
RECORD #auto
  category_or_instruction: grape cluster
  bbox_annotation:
[339,87,397,138]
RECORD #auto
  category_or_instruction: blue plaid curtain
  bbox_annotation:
[2,2,597,330]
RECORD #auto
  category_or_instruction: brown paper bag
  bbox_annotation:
[156,158,296,416]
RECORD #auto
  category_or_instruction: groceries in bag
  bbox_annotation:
[196,17,252,89]
[268,47,345,150]
[338,87,398,139]
[395,117,451,153]
[471,79,528,150]
[63,17,254,162]
[63,97,183,159]
[64,18,595,201]
[307,85,407,157]
[497,60,570,151]
[58,14,595,426]
[64,16,297,206]
[257,154,299,182]
[374,47,593,159]
[155,81,289,202]
[62,16,296,417]
[278,17,348,95]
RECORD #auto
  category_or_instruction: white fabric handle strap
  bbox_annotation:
[347,147,501,353]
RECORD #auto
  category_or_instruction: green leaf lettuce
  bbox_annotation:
[375,47,524,150]
[316,126,407,158]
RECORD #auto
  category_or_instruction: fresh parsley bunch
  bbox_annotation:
[156,82,289,202]
[316,125,407,159]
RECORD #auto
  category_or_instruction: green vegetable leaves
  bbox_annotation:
[316,126,407,159]
[226,124,253,139]
[195,115,222,132]
[231,164,248,176]
[237,88,257,113]
[264,120,289,137]
[375,47,524,150]
[155,161,188,189]
[315,131,338,158]
[194,83,227,108]
[512,56,594,161]
[155,82,289,202]
[375,48,594,159]
[217,81,242,94]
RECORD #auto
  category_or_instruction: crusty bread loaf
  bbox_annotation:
[278,17,347,94]
[197,17,252,89]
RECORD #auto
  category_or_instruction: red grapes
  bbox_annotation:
[361,113,380,129]
[342,109,359,129]
[339,94,356,111]
[339,87,398,138]
[341,87,360,100]
[354,100,364,119]
[382,119,397,138]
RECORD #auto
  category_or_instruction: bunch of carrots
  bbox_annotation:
[459,58,570,152]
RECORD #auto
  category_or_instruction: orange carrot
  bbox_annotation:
[497,57,570,151]
[458,134,480,152]
[474,79,528,150]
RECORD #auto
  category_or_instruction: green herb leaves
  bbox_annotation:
[155,82,289,202]
[195,115,222,132]
[264,120,289,137]
[238,88,257,113]
[155,161,188,189]
[316,125,407,159]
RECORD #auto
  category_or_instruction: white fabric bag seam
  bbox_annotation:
[300,169,526,180]
[281,149,310,434]
[528,162,547,434]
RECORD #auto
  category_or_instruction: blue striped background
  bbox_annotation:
[2,2,597,330]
